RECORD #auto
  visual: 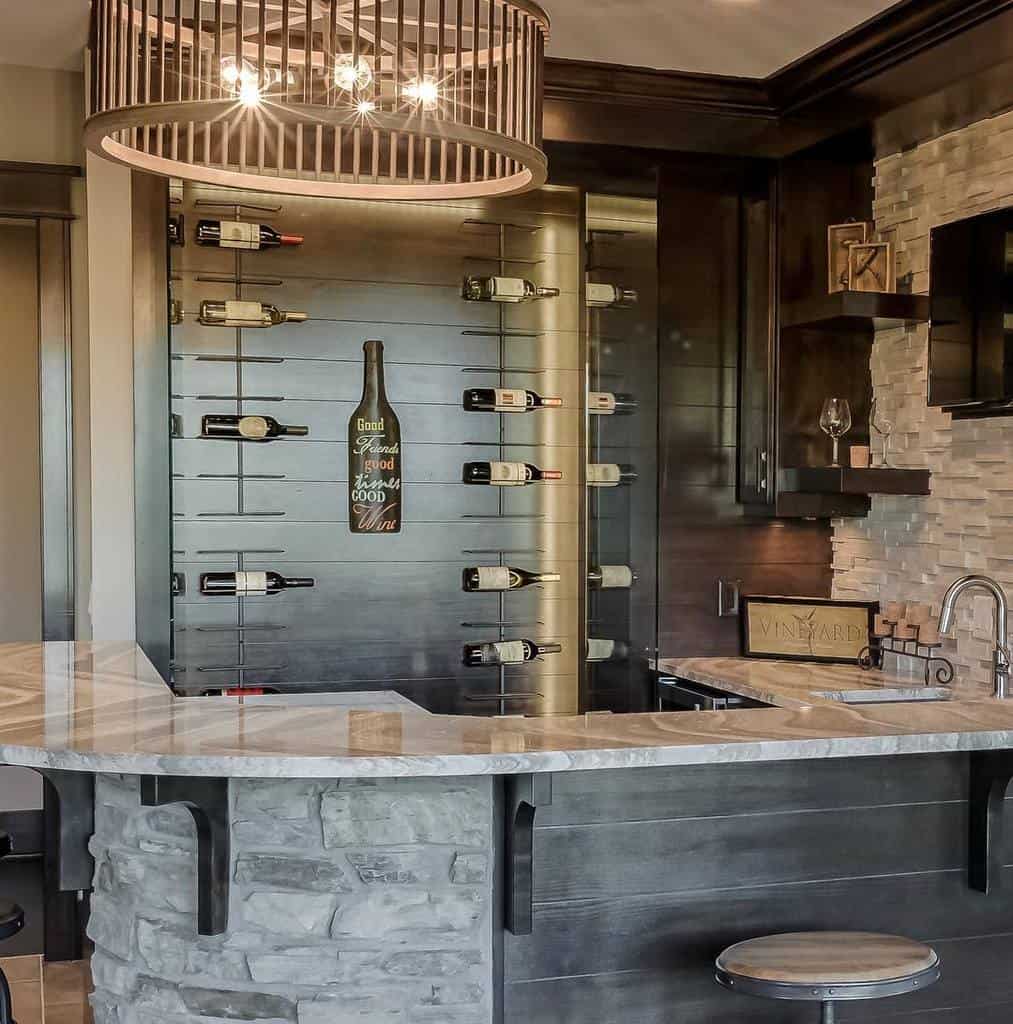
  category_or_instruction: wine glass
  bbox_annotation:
[870,397,894,468]
[819,398,852,468]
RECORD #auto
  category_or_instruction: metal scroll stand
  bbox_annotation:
[857,620,954,686]
[459,219,554,716]
[171,199,292,692]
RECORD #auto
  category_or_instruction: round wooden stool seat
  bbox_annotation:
[0,901,24,942]
[716,932,939,1008]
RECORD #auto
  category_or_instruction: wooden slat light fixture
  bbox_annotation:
[85,0,550,199]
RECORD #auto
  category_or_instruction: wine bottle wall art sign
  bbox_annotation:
[348,340,403,533]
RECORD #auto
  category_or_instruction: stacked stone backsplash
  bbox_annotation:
[89,773,495,1024]
[832,109,1013,691]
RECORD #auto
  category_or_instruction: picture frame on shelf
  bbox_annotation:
[827,221,872,293]
[848,241,896,293]
[740,596,879,664]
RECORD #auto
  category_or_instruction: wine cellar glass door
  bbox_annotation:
[584,194,659,712]
[168,181,584,715]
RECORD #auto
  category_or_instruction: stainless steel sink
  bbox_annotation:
[813,687,954,705]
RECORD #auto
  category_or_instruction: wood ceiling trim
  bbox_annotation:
[543,0,1013,125]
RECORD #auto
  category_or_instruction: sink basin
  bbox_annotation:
[813,687,954,705]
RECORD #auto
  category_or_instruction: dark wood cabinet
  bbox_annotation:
[734,130,930,519]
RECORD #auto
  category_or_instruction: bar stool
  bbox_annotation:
[715,932,940,1023]
[0,831,25,1024]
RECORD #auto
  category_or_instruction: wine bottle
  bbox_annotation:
[587,463,638,487]
[195,219,304,250]
[588,565,637,590]
[463,462,563,486]
[586,638,630,662]
[586,283,638,308]
[198,300,309,329]
[348,340,402,533]
[588,391,637,416]
[199,571,315,596]
[169,214,184,247]
[462,388,562,413]
[462,275,560,304]
[463,639,563,667]
[201,414,309,442]
[462,566,562,592]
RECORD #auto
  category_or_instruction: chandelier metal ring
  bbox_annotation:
[86,0,550,200]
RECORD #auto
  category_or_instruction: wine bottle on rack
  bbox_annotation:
[200,571,315,596]
[168,214,184,247]
[587,463,637,487]
[198,300,309,328]
[586,638,630,662]
[463,639,562,667]
[463,388,562,413]
[348,340,403,533]
[586,283,638,308]
[463,462,563,486]
[589,392,637,416]
[195,219,304,250]
[462,275,560,304]
[587,565,637,590]
[462,566,562,592]
[201,414,309,442]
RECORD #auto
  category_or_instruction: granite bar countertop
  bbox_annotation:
[657,656,982,709]
[2,642,1013,778]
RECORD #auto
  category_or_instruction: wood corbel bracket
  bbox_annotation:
[140,775,230,935]
[504,773,552,936]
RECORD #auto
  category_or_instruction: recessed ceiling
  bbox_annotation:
[1,1,902,79]
[546,0,902,79]
[0,0,89,71]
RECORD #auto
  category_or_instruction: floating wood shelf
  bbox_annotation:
[782,291,931,331]
[778,467,932,496]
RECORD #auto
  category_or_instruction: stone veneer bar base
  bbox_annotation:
[88,775,496,1024]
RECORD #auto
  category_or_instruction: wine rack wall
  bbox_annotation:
[168,180,585,714]
[586,195,659,712]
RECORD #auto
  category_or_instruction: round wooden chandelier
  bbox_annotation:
[85,0,550,199]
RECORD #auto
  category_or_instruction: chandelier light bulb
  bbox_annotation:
[335,54,374,93]
[238,78,262,107]
[356,98,376,115]
[406,78,440,110]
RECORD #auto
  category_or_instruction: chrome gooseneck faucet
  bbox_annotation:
[938,575,1011,699]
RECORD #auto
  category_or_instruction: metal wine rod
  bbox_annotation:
[193,274,284,286]
[464,255,545,266]
[461,218,543,234]
[194,625,288,633]
[196,511,287,518]
[465,693,544,702]
[589,227,638,239]
[461,621,545,629]
[460,514,547,521]
[461,329,544,338]
[195,355,286,364]
[461,549,545,556]
[195,473,287,480]
[461,367,543,375]
[196,664,288,673]
[195,548,286,556]
[194,199,282,214]
[193,394,286,402]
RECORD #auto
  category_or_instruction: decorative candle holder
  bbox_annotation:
[858,619,954,685]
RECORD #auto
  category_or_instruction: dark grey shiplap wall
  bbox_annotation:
[169,183,584,713]
[505,753,1013,1023]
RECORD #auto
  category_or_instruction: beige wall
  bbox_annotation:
[0,64,84,167]
[0,221,42,641]
[833,109,1013,692]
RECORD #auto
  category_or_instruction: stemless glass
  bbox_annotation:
[870,397,894,468]
[819,398,852,467]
